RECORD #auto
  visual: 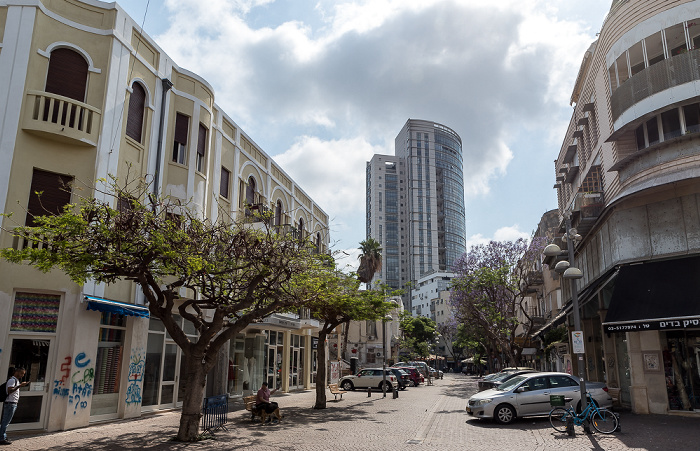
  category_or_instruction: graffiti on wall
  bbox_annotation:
[52,353,94,414]
[125,350,144,405]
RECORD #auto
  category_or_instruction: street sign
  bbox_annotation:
[571,331,584,354]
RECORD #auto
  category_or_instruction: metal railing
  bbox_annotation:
[611,49,700,122]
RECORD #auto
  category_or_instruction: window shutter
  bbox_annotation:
[45,48,89,102]
[174,113,189,144]
[220,167,230,199]
[197,124,207,156]
[26,169,74,226]
[126,83,146,142]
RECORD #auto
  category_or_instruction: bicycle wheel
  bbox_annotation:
[590,408,618,434]
[549,407,571,432]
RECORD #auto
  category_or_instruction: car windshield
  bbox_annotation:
[496,375,529,391]
[493,373,515,382]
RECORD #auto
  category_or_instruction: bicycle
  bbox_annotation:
[549,393,618,434]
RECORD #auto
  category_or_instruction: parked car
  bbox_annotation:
[466,372,613,425]
[396,367,423,386]
[389,368,410,390]
[339,368,397,391]
[477,369,536,392]
[407,361,430,378]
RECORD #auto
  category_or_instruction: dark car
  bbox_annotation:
[397,367,423,386]
[389,368,410,390]
[477,369,536,392]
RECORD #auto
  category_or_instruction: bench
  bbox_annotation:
[243,395,283,424]
[328,383,347,401]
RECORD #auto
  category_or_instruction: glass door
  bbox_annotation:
[7,337,53,431]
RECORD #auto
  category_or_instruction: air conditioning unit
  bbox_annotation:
[376,352,383,357]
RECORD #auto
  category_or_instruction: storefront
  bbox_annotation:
[603,256,700,414]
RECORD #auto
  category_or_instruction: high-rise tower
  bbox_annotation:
[366,119,466,310]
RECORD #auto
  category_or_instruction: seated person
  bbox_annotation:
[255,381,281,422]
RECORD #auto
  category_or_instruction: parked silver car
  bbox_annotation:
[466,372,613,425]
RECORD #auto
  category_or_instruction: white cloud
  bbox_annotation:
[465,225,531,249]
[148,0,605,249]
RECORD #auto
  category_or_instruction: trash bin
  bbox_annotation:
[550,395,565,407]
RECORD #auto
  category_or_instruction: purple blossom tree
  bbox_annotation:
[450,237,547,368]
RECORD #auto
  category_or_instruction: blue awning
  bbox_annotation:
[84,295,150,318]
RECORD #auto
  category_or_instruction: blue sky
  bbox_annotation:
[116,0,611,270]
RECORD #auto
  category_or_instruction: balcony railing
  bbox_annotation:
[611,49,700,122]
[22,90,101,146]
[572,191,604,238]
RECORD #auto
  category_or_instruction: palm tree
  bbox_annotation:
[357,238,382,285]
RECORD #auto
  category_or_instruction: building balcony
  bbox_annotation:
[525,270,544,288]
[571,191,604,238]
[22,90,101,147]
[611,49,700,124]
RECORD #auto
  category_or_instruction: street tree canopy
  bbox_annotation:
[398,312,436,359]
[295,257,397,409]
[0,179,318,441]
[450,238,547,368]
[357,238,382,285]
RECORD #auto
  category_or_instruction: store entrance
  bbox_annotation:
[6,337,53,431]
[664,330,700,411]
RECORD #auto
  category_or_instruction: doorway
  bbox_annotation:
[7,338,53,430]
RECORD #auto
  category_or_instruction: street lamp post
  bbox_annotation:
[543,213,590,433]
[382,314,393,397]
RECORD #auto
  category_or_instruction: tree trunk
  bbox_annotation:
[176,353,208,441]
[314,330,328,409]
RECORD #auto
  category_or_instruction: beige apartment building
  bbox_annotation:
[0,0,328,433]
[552,0,700,415]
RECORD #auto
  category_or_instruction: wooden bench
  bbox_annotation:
[328,383,347,401]
[243,395,283,424]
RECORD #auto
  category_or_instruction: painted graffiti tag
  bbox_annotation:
[52,353,95,414]
[74,352,91,368]
[125,351,145,405]
[59,356,72,384]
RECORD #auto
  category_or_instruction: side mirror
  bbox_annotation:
[515,386,527,393]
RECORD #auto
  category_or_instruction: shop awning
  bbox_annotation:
[602,257,700,332]
[84,295,150,318]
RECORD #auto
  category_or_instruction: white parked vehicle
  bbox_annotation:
[466,372,613,425]
[339,368,397,391]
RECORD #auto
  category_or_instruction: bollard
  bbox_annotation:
[566,416,575,436]
[393,386,398,399]
[367,386,372,397]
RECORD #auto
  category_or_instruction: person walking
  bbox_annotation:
[0,367,30,446]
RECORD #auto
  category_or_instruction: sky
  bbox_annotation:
[116,0,612,271]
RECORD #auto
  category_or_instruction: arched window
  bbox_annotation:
[246,176,256,205]
[126,83,146,143]
[316,232,321,249]
[44,48,89,126]
[298,218,304,239]
[275,200,282,226]
[45,48,88,102]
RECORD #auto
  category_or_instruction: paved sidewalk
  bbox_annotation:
[8,374,700,450]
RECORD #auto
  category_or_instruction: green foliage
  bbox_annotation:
[398,312,436,358]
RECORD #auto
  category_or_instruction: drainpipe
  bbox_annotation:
[153,78,173,199]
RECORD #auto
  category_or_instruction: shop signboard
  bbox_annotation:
[603,316,700,332]
[571,331,584,354]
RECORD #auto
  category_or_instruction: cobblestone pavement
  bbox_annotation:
[9,374,700,450]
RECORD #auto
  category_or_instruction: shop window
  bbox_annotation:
[126,83,146,143]
[172,113,189,165]
[661,109,682,140]
[664,331,700,411]
[683,103,700,133]
[91,312,125,416]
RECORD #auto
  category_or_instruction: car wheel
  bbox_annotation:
[341,380,354,391]
[378,381,391,391]
[494,404,516,425]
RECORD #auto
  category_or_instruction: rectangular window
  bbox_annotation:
[26,169,73,226]
[661,109,681,140]
[683,103,700,133]
[196,123,207,173]
[629,42,645,76]
[11,292,61,333]
[666,23,688,56]
[646,117,660,145]
[220,167,231,199]
[172,113,189,165]
[646,31,665,66]
[91,312,125,416]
